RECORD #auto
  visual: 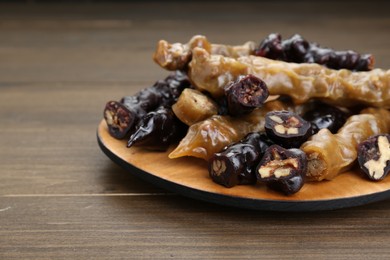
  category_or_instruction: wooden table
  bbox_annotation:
[1,1,390,259]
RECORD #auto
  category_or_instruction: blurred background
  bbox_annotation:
[0,0,389,86]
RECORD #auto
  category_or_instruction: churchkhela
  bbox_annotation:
[208,132,272,188]
[103,34,390,196]
[168,100,287,160]
[153,35,256,71]
[153,34,373,72]
[256,145,307,195]
[104,70,191,139]
[254,33,374,71]
[357,134,390,181]
[188,48,390,108]
[301,108,390,181]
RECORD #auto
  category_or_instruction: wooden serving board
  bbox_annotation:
[97,120,390,211]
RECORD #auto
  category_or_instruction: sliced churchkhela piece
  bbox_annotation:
[104,100,142,139]
[153,35,256,71]
[172,88,218,126]
[188,48,390,108]
[208,132,272,188]
[300,108,390,181]
[358,134,390,181]
[264,110,312,148]
[256,145,307,195]
[168,100,287,160]
[224,74,269,116]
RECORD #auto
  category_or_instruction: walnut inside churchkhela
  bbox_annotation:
[301,108,390,181]
[256,145,307,195]
[358,134,390,181]
[208,132,273,188]
[224,74,269,116]
[264,110,312,148]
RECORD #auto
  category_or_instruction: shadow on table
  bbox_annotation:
[100,160,390,222]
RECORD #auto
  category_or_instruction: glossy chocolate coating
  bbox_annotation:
[255,33,373,71]
[302,102,349,134]
[127,107,185,151]
[224,74,269,116]
[264,110,312,148]
[256,145,307,195]
[104,71,191,140]
[208,132,272,188]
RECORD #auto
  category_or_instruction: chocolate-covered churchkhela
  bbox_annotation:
[256,145,307,195]
[208,132,272,188]
[104,70,190,139]
[255,33,374,71]
[127,107,185,151]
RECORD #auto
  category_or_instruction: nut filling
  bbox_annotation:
[358,134,390,181]
[265,110,312,148]
[104,101,134,139]
[258,158,299,179]
[224,74,269,116]
[211,160,227,177]
[208,132,271,188]
[256,145,307,195]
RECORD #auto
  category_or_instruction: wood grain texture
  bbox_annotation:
[1,1,390,259]
[0,1,389,83]
[2,194,390,258]
[2,196,390,259]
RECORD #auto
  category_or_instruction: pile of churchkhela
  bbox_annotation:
[104,33,390,195]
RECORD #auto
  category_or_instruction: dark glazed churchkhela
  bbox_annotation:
[302,102,349,134]
[256,145,307,195]
[208,132,273,188]
[255,33,374,71]
[264,110,312,148]
[104,101,139,139]
[104,70,191,139]
[358,134,390,181]
[224,74,269,116]
[127,107,186,151]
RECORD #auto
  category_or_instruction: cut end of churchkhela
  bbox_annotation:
[224,74,269,116]
[256,145,307,195]
[358,134,390,181]
[104,101,136,139]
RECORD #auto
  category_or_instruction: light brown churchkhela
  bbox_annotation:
[188,48,390,108]
[301,108,390,181]
[168,100,286,160]
[152,36,390,186]
[153,35,256,71]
